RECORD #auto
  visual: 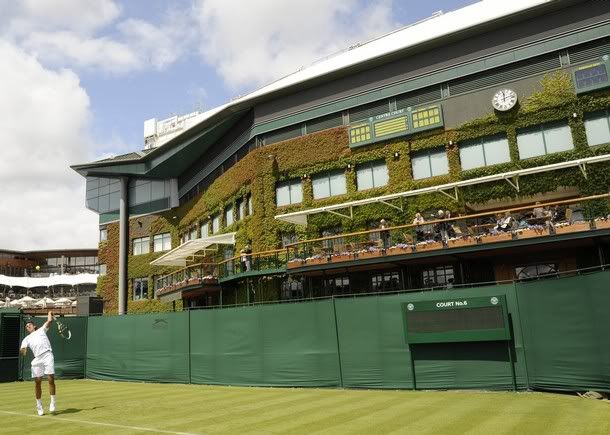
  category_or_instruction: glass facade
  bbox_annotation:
[86,177,173,215]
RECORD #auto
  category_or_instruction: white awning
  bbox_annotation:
[0,273,99,289]
[150,232,236,267]
[275,154,610,225]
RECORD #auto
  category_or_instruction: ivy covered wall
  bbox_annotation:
[98,72,610,313]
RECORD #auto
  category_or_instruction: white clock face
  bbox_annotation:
[492,89,518,111]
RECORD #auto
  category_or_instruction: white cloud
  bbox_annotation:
[0,41,99,250]
[1,0,193,75]
[0,0,122,37]
[193,0,396,90]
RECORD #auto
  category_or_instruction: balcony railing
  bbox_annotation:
[218,248,287,280]
[155,263,219,297]
[285,193,610,268]
[153,193,610,297]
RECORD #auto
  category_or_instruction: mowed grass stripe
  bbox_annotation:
[1,380,609,434]
[218,389,370,432]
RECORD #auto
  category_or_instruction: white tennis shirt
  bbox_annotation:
[20,326,52,358]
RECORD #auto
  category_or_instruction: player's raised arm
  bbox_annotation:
[43,311,54,331]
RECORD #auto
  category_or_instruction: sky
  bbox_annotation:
[0,0,481,251]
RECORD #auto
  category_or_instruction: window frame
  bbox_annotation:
[356,160,389,191]
[516,121,574,159]
[225,204,234,227]
[459,135,511,170]
[584,110,610,147]
[153,233,172,252]
[411,148,449,180]
[132,277,149,300]
[312,170,347,199]
[132,236,150,256]
[275,179,303,206]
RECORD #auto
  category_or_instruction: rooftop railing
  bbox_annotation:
[218,248,287,280]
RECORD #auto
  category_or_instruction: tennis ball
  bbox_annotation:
[35,265,40,271]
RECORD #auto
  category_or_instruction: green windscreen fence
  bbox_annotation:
[189,299,341,387]
[6,269,609,391]
[516,271,610,393]
[0,310,21,382]
[20,316,87,380]
[334,285,528,390]
[86,312,189,383]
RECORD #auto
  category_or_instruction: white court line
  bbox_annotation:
[0,409,203,435]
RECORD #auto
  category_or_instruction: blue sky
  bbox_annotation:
[0,0,479,250]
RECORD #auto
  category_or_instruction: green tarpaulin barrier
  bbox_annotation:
[189,300,341,387]
[86,312,189,383]
[0,309,21,382]
[516,271,610,393]
[334,285,528,390]
[20,315,87,380]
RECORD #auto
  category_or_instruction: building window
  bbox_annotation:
[200,221,209,238]
[356,160,389,190]
[133,278,148,300]
[99,228,108,242]
[276,179,303,206]
[180,233,188,244]
[189,227,198,240]
[422,265,454,288]
[225,204,234,226]
[411,148,449,180]
[312,170,347,199]
[132,237,150,255]
[459,135,511,170]
[211,214,220,234]
[325,276,350,294]
[584,111,610,146]
[515,263,558,280]
[99,264,107,276]
[247,194,253,215]
[517,122,574,159]
[236,199,245,221]
[281,278,304,300]
[371,271,400,292]
[153,233,171,252]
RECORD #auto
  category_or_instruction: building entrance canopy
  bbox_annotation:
[275,154,610,225]
[150,232,236,267]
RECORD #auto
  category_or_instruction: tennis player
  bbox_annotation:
[20,311,57,416]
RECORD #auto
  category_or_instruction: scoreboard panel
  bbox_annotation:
[402,295,511,344]
[573,57,610,94]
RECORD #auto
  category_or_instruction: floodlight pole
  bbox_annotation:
[118,176,129,315]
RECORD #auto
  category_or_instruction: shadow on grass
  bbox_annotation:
[52,406,103,416]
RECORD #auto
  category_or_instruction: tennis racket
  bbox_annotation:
[53,315,72,340]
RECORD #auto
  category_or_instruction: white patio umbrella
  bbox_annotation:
[54,297,72,306]
[71,300,77,306]
[10,300,23,307]
[34,297,55,308]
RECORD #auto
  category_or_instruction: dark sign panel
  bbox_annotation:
[573,58,610,94]
[402,295,511,344]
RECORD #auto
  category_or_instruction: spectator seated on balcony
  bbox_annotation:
[445,210,456,238]
[412,212,426,242]
[495,212,514,232]
[432,210,449,245]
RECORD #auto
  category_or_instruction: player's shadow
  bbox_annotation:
[53,406,103,415]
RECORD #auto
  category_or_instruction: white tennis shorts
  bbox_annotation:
[31,352,55,378]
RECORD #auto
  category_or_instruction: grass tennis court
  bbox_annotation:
[1,380,609,434]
